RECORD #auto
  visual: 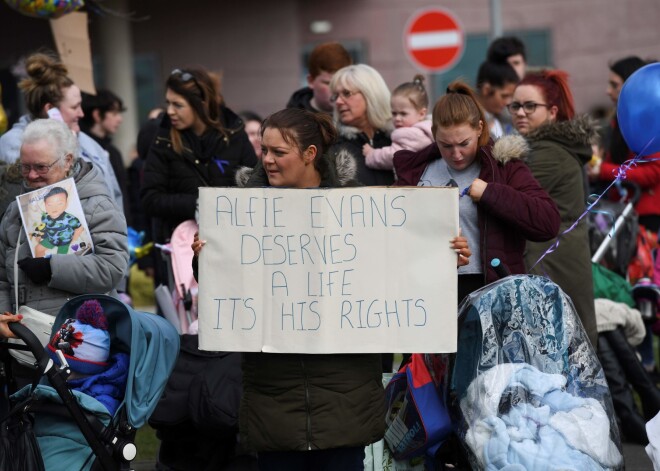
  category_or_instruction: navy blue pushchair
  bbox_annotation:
[1,294,179,470]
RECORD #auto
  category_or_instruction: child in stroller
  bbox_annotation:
[1,294,180,471]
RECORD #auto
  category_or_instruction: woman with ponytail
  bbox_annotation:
[394,80,559,301]
[141,67,257,284]
[511,69,598,346]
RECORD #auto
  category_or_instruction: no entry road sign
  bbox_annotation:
[404,8,465,73]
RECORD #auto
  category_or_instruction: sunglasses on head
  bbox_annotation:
[171,69,198,85]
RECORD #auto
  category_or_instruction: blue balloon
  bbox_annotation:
[617,62,660,156]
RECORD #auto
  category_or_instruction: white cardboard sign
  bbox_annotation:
[197,186,458,354]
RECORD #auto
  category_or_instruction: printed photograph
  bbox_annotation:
[16,177,94,258]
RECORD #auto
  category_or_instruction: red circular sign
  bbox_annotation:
[404,8,465,73]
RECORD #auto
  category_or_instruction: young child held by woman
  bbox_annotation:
[363,75,433,169]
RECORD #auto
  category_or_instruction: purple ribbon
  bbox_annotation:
[529,137,658,273]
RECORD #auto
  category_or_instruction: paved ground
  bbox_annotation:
[624,443,654,471]
[129,445,654,470]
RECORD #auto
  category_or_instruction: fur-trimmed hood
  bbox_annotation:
[490,134,530,165]
[336,122,393,141]
[525,115,599,149]
[234,148,358,188]
[524,115,598,165]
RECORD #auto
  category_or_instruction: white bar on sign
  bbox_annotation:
[408,31,460,50]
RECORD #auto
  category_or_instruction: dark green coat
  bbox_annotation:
[234,150,385,452]
[523,116,598,346]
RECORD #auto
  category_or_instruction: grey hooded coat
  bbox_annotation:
[0,160,128,316]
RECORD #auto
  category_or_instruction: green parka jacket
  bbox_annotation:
[523,116,599,346]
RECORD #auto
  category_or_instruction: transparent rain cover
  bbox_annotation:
[450,275,623,470]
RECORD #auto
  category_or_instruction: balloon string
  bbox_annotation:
[529,138,658,272]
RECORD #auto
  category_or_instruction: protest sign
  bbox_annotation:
[197,186,458,354]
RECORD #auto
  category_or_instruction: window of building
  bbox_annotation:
[430,29,551,101]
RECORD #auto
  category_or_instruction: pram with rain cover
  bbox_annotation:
[449,274,623,470]
[0,294,180,470]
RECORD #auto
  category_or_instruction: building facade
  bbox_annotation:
[1,0,658,158]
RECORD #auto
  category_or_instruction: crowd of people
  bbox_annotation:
[0,36,658,470]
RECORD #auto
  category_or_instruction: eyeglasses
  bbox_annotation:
[19,157,64,176]
[507,101,551,114]
[330,89,361,103]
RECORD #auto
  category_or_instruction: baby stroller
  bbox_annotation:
[449,275,623,470]
[154,219,199,334]
[588,180,660,443]
[589,181,640,277]
[0,294,180,470]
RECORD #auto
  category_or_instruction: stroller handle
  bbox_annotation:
[617,180,642,206]
[591,181,642,264]
[9,322,50,370]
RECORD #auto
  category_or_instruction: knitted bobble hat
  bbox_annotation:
[47,299,110,375]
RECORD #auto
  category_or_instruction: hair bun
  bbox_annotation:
[25,53,68,86]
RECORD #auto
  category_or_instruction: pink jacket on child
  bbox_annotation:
[365,119,433,170]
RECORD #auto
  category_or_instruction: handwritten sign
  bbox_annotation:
[197,187,458,353]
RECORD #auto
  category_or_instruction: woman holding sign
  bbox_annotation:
[193,107,470,470]
[394,80,560,301]
[0,119,128,386]
[0,119,128,316]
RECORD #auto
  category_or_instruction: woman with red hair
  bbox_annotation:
[511,69,598,347]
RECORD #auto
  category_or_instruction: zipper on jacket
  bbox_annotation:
[301,358,312,450]
[481,154,497,282]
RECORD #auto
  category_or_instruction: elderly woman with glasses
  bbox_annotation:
[141,67,257,286]
[0,118,128,320]
[329,64,395,186]
[510,69,598,346]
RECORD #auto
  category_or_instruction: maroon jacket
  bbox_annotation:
[394,136,560,283]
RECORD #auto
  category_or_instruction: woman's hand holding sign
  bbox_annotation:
[452,230,471,267]
[192,232,206,258]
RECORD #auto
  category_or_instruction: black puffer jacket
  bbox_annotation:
[286,87,317,112]
[235,150,385,453]
[141,106,257,243]
[329,124,394,186]
[149,335,243,470]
